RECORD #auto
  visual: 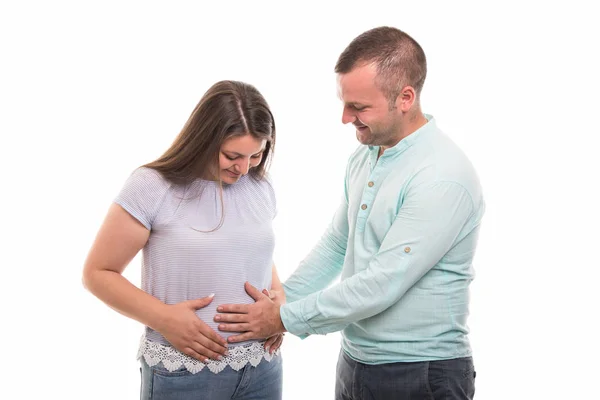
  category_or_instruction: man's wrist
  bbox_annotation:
[277,305,287,333]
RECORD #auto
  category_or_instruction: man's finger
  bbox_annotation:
[217,304,249,313]
[218,322,251,332]
[244,281,265,301]
[227,332,257,343]
[214,313,249,323]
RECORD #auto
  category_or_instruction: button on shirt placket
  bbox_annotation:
[279,116,486,364]
[356,150,384,234]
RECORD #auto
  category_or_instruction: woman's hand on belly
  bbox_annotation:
[155,294,229,363]
[264,333,284,354]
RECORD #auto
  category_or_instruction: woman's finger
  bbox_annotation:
[189,340,225,361]
[194,330,228,355]
[182,346,208,363]
[264,335,277,350]
[270,335,283,354]
[194,322,228,353]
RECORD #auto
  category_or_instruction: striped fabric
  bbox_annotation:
[115,167,276,348]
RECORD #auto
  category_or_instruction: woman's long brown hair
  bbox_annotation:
[144,80,275,185]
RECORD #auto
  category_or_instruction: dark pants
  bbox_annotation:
[335,350,476,400]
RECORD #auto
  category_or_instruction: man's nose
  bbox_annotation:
[341,107,355,125]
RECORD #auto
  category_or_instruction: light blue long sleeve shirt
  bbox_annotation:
[280,116,485,364]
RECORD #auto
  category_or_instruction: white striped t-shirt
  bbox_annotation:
[115,167,276,347]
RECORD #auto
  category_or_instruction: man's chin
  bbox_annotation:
[356,130,372,145]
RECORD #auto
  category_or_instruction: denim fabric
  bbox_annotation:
[335,350,475,399]
[140,355,282,400]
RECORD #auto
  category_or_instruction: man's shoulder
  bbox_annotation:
[411,127,479,180]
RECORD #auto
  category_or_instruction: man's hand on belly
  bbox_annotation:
[214,282,287,343]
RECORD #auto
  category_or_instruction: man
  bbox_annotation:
[215,26,485,399]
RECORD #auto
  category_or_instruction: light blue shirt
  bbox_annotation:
[280,116,485,364]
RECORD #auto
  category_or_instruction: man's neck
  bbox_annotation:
[379,112,428,157]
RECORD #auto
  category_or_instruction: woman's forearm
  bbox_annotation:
[271,264,283,291]
[83,269,168,331]
[270,264,286,305]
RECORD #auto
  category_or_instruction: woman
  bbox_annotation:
[82,80,284,399]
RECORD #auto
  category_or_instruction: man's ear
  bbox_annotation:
[395,86,417,112]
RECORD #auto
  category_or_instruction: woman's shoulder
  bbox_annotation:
[118,167,175,204]
[126,167,173,190]
[131,166,166,180]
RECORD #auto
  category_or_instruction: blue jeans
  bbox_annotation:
[335,350,475,399]
[140,355,282,400]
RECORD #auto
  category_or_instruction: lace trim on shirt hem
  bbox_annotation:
[136,335,280,374]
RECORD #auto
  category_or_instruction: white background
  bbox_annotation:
[1,1,599,399]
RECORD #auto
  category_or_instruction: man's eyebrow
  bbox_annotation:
[346,102,367,107]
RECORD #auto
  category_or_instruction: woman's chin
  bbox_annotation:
[221,173,241,184]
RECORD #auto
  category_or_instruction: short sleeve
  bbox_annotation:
[114,167,172,230]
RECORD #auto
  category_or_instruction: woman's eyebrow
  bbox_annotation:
[223,149,265,156]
